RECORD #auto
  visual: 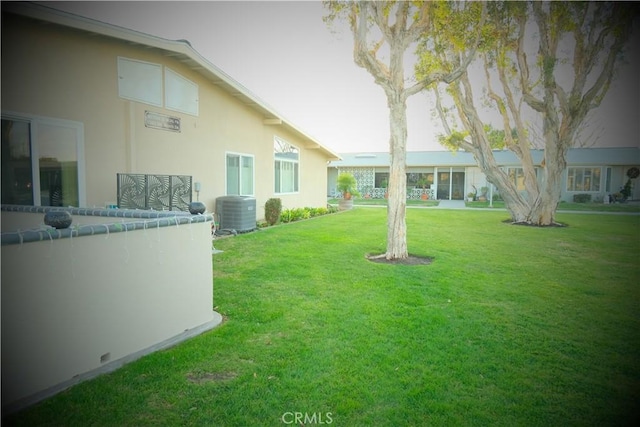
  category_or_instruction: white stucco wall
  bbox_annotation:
[1,210,215,410]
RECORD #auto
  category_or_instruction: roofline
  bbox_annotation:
[329,147,640,167]
[4,2,341,161]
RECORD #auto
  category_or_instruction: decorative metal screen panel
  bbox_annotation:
[117,174,192,211]
[333,167,374,198]
[408,188,436,200]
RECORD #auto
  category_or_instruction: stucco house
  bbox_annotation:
[2,2,339,220]
[1,2,339,413]
[328,148,640,202]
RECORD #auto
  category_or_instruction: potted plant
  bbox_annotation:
[467,192,475,202]
[336,172,360,210]
[380,178,389,199]
[417,177,429,200]
[620,167,639,201]
[478,186,489,202]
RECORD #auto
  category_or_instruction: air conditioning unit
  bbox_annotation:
[215,196,256,233]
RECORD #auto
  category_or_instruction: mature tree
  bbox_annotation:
[421,1,637,225]
[324,1,485,259]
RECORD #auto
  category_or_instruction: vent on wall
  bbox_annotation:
[215,196,256,233]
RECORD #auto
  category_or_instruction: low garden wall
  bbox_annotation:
[1,205,219,413]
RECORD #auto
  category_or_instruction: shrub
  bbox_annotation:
[278,206,336,224]
[264,198,282,225]
[310,207,328,217]
[573,194,592,203]
[620,167,639,200]
[280,208,304,223]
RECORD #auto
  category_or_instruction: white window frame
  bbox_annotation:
[164,67,199,116]
[2,111,86,207]
[117,57,163,107]
[566,166,602,192]
[225,152,255,196]
[274,136,300,194]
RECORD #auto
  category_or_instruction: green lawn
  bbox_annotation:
[5,209,640,426]
[329,197,640,213]
[328,197,439,207]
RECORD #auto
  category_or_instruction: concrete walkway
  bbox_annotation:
[433,200,467,209]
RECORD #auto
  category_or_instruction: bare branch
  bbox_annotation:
[352,1,391,92]
[405,2,431,44]
[371,2,392,44]
[484,55,517,152]
[516,6,544,112]
[433,86,453,136]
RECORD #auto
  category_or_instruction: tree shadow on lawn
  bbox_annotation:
[366,253,434,265]
[504,219,569,227]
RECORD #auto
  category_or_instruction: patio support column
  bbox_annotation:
[433,167,438,200]
[449,167,453,200]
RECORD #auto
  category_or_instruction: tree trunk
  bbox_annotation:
[467,142,530,223]
[452,84,533,223]
[386,94,409,260]
[526,143,565,225]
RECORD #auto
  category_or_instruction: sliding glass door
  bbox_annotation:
[1,119,33,205]
[435,169,466,200]
[1,115,84,207]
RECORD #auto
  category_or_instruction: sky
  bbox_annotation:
[47,1,640,154]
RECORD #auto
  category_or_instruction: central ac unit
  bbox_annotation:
[215,196,256,233]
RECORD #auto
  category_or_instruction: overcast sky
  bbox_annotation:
[48,1,639,154]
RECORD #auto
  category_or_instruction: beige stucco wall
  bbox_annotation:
[1,211,214,408]
[1,13,330,220]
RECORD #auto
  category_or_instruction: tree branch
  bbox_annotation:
[417,2,487,92]
[516,6,544,112]
[433,86,453,136]
[405,2,431,45]
[352,1,391,92]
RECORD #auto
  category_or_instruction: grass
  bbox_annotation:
[5,209,640,426]
[329,197,640,212]
[328,197,439,207]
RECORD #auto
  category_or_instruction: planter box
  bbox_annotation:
[338,199,354,211]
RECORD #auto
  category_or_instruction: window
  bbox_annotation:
[226,153,254,196]
[117,58,199,116]
[375,172,389,188]
[1,114,85,207]
[117,57,163,106]
[274,137,299,193]
[567,167,601,192]
[507,168,525,191]
[407,172,433,188]
[165,68,199,116]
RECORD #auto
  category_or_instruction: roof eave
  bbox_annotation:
[5,2,340,160]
